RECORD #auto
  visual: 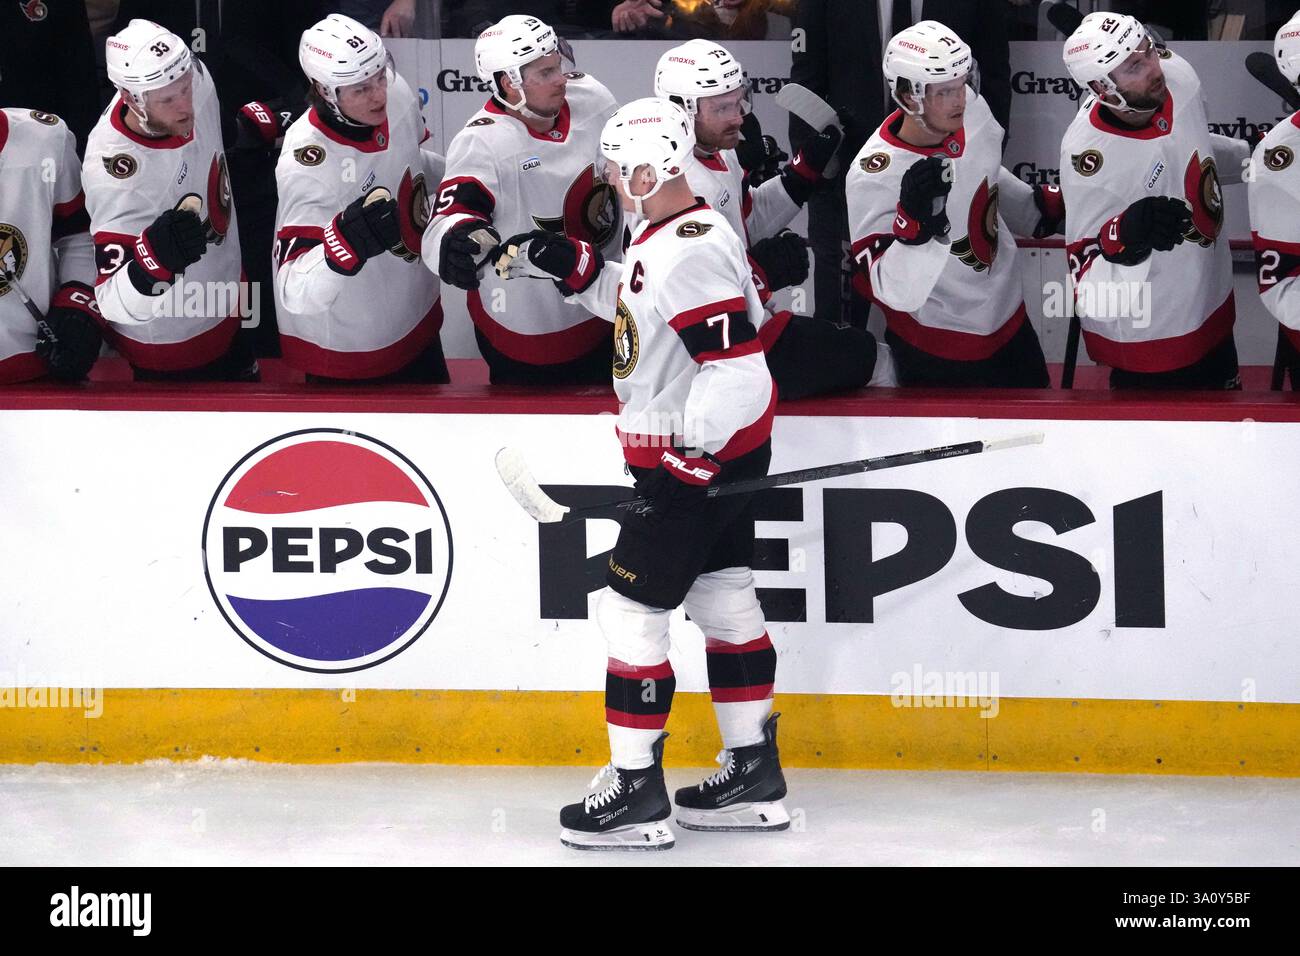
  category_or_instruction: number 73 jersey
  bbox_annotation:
[612,202,774,469]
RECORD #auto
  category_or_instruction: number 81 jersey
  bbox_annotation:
[613,202,774,469]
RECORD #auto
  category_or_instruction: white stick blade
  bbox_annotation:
[982,432,1045,453]
[495,447,569,523]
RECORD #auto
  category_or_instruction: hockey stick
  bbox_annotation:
[0,265,59,346]
[496,432,1044,524]
[775,82,843,179]
[1043,2,1084,37]
[1271,324,1290,391]
[1061,313,1081,389]
[1245,51,1300,113]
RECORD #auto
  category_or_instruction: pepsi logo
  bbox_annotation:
[202,430,453,673]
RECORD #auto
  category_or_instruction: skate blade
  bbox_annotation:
[560,822,676,851]
[675,801,790,832]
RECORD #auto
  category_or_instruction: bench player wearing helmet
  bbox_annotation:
[84,18,255,381]
[1248,11,1300,389]
[421,15,622,386]
[1060,12,1249,389]
[847,20,1055,388]
[273,14,448,383]
[552,98,788,851]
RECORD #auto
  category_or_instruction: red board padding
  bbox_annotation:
[1,357,1298,421]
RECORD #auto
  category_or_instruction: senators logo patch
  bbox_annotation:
[1157,45,1172,59]
[564,71,585,79]
[951,178,999,273]
[467,117,495,127]
[1182,152,1223,247]
[1071,149,1103,177]
[294,145,325,167]
[28,110,59,125]
[103,153,137,179]
[613,299,639,380]
[0,224,31,297]
[675,221,713,239]
[859,152,891,173]
[1265,146,1295,171]
[19,1,47,23]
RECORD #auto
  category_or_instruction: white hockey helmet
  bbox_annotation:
[1062,12,1153,112]
[475,15,559,112]
[299,14,389,111]
[1275,10,1300,88]
[653,39,750,117]
[882,20,976,118]
[105,19,192,124]
[600,97,695,216]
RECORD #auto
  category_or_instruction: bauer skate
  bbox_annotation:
[560,733,675,850]
[674,713,790,832]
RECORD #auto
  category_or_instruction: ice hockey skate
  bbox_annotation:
[675,713,790,832]
[560,733,675,850]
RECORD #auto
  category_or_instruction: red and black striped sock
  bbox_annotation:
[605,658,676,770]
[706,633,776,749]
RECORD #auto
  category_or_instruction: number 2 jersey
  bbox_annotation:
[1060,49,1248,373]
[613,202,773,468]
[1248,111,1300,351]
[422,72,620,370]
[846,88,1037,361]
[273,72,444,379]
[82,60,243,372]
[0,108,95,382]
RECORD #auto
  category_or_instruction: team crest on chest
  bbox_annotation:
[103,153,137,179]
[951,178,999,272]
[0,224,31,296]
[675,221,713,238]
[532,164,620,248]
[613,299,639,380]
[1182,151,1223,246]
[391,168,430,261]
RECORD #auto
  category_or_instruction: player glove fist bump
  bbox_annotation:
[438,219,501,290]
[133,208,207,285]
[748,230,809,292]
[781,120,845,205]
[1099,196,1192,265]
[324,192,402,276]
[636,447,721,523]
[36,282,103,382]
[894,155,953,244]
[495,229,603,295]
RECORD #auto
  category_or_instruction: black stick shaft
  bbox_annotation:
[563,438,998,521]
[1061,314,1081,390]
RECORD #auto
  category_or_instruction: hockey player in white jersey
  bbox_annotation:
[847,20,1057,388]
[1248,11,1300,389]
[421,15,621,385]
[273,14,447,383]
[83,19,255,381]
[0,108,101,383]
[1060,13,1250,389]
[651,39,897,396]
[545,99,787,851]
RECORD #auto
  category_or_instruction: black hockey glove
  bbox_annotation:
[1098,196,1191,265]
[324,192,402,276]
[493,230,602,295]
[35,282,102,382]
[133,208,207,283]
[736,112,788,186]
[748,231,809,293]
[781,120,845,205]
[634,448,721,522]
[439,219,500,290]
[894,155,952,244]
[1032,183,1066,239]
[234,99,297,151]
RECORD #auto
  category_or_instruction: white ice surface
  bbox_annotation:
[1,762,1297,866]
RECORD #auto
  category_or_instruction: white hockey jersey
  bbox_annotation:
[274,73,444,378]
[0,109,96,383]
[422,72,620,367]
[1248,112,1300,351]
[846,89,1033,360]
[83,60,243,372]
[1060,50,1248,373]
[613,201,774,468]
